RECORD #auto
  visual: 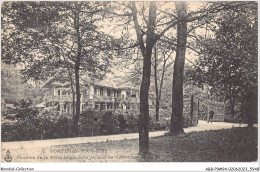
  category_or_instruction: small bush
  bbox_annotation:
[56,116,70,138]
[79,109,102,136]
[224,115,243,123]
[2,104,196,141]
[101,110,119,135]
[153,121,169,130]
[124,114,139,133]
[117,114,126,133]
[1,99,74,141]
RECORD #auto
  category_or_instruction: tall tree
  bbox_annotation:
[1,2,115,135]
[152,43,174,121]
[105,1,179,156]
[193,2,257,127]
[105,1,229,154]
[170,2,188,135]
[164,1,253,134]
[131,2,157,156]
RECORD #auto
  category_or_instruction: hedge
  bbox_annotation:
[2,108,194,142]
[78,109,193,137]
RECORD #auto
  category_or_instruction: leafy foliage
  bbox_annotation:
[192,2,257,122]
[2,2,116,80]
[1,64,42,103]
[2,1,122,135]
[1,99,72,141]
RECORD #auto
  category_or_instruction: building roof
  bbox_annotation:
[41,75,91,89]
[41,73,75,88]
[41,72,140,92]
[117,82,132,89]
[94,78,117,89]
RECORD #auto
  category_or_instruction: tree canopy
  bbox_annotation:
[193,2,257,124]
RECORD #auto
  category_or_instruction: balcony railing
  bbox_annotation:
[45,94,141,104]
[115,97,140,103]
[46,95,81,102]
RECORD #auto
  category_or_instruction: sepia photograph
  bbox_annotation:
[1,1,258,171]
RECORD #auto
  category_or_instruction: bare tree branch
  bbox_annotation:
[131,2,146,55]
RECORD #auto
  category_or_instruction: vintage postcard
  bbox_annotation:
[1,1,258,171]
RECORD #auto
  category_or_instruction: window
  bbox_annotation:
[100,88,104,96]
[107,89,111,96]
[113,90,116,97]
[117,91,121,97]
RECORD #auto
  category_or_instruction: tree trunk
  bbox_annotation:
[67,66,75,118]
[72,9,82,136]
[139,51,152,156]
[131,2,157,157]
[170,2,187,135]
[159,57,167,102]
[228,85,235,117]
[155,96,160,121]
[73,62,80,136]
[72,91,75,117]
[154,45,160,121]
[157,54,167,114]
[190,94,194,125]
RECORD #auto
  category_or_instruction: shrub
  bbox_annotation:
[2,105,196,142]
[3,115,40,141]
[101,110,119,135]
[224,115,243,123]
[113,110,139,133]
[79,109,102,137]
[123,114,139,133]
[1,99,73,141]
[1,123,15,142]
[117,114,126,133]
[34,112,71,140]
[2,99,41,141]
[153,121,169,130]
[56,116,70,138]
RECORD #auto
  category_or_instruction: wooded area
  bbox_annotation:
[1,1,257,157]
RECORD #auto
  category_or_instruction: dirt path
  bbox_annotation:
[2,121,254,150]
[1,121,257,162]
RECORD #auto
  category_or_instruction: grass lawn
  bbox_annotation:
[146,127,258,162]
[4,127,257,162]
[51,127,257,162]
